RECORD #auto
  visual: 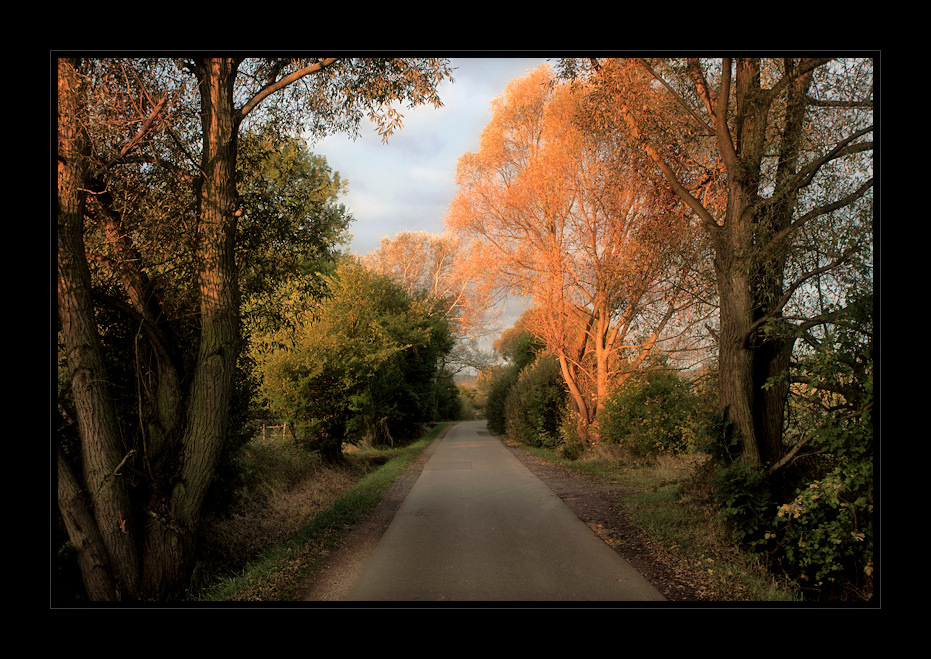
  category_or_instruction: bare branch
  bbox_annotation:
[238,58,339,121]
[743,245,860,345]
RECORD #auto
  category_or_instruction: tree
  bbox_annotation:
[570,57,874,468]
[481,364,521,437]
[237,126,353,337]
[494,310,545,372]
[446,65,709,442]
[257,259,454,458]
[56,56,453,600]
[363,230,498,375]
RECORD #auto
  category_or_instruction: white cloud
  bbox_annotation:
[313,57,551,257]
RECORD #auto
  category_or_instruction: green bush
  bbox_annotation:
[504,354,567,449]
[599,362,699,457]
[713,425,873,600]
[712,461,777,552]
[485,365,520,436]
[556,407,584,460]
[774,459,873,592]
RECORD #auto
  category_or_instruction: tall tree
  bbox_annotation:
[237,126,353,337]
[571,57,874,467]
[363,230,497,374]
[56,56,453,600]
[446,65,708,441]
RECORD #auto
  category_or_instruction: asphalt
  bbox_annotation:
[345,420,667,603]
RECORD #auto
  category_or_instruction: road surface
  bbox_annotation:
[345,420,666,602]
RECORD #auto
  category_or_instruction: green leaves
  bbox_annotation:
[237,127,352,337]
[599,363,702,458]
[255,258,455,457]
[503,354,567,449]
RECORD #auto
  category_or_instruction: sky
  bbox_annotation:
[311,57,552,258]
[307,57,552,348]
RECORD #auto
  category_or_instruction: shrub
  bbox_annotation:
[712,461,777,552]
[768,291,873,598]
[484,365,520,436]
[504,354,567,449]
[599,362,699,457]
[774,460,873,594]
[556,407,584,460]
[710,291,873,600]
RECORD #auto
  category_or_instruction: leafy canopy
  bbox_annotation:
[256,258,455,458]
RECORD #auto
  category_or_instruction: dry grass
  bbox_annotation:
[196,436,375,582]
[558,444,798,601]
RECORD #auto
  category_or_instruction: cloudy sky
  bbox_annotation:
[311,56,552,258]
[307,57,553,348]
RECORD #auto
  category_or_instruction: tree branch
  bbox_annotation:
[636,58,715,136]
[790,125,873,194]
[765,432,815,477]
[238,58,339,122]
[743,245,859,345]
[102,93,170,171]
[777,175,874,248]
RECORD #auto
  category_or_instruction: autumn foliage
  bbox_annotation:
[447,66,711,441]
[464,58,874,601]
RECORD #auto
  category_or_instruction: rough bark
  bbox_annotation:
[57,56,452,600]
[57,57,140,600]
[57,57,245,599]
[710,58,812,467]
[140,58,244,595]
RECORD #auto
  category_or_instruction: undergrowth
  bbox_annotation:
[528,442,800,602]
[192,422,449,601]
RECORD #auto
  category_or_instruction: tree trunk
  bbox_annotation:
[58,57,245,600]
[712,58,812,468]
[91,181,184,462]
[712,183,798,469]
[57,57,141,600]
[139,58,244,595]
[713,228,760,464]
[558,351,591,442]
[57,451,119,601]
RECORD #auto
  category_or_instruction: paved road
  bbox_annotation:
[345,420,666,602]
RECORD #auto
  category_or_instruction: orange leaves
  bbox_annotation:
[446,63,712,433]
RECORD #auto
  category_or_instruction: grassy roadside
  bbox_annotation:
[195,420,798,603]
[518,444,800,602]
[196,422,451,602]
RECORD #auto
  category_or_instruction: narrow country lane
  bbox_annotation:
[344,420,666,602]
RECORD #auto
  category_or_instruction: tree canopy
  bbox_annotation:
[363,230,498,374]
[57,56,453,601]
[562,56,874,467]
[255,258,455,459]
[447,65,712,440]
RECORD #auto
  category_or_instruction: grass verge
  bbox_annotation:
[521,443,799,602]
[196,422,450,602]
